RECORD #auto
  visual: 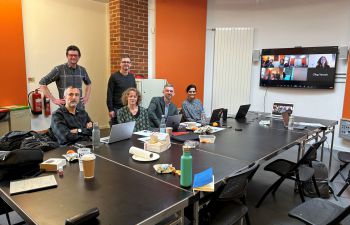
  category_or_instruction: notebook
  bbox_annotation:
[100,121,135,144]
[166,114,182,131]
[272,102,294,118]
[234,104,251,119]
[193,168,214,192]
[10,175,57,195]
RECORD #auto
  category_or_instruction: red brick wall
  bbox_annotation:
[109,0,148,78]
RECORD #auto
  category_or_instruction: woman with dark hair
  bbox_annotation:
[316,56,330,69]
[117,87,150,131]
[181,84,204,122]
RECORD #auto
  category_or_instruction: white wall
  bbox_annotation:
[22,0,110,130]
[205,0,350,151]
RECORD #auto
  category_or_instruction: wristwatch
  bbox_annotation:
[77,128,82,133]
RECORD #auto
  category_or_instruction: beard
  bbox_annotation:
[68,101,78,107]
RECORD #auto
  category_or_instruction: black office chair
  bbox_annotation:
[330,151,350,196]
[256,137,327,208]
[198,162,259,225]
[288,198,350,225]
[0,198,26,225]
[0,198,12,225]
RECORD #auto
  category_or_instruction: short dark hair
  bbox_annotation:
[121,54,131,61]
[66,45,81,57]
[186,84,197,93]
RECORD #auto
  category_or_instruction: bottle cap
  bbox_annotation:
[182,145,192,152]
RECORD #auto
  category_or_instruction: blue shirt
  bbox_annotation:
[182,99,204,122]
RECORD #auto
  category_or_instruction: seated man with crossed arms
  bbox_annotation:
[51,86,92,145]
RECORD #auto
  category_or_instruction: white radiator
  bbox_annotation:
[211,27,254,115]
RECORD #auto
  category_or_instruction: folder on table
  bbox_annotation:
[193,168,214,192]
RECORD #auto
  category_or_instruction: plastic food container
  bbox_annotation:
[199,135,216,144]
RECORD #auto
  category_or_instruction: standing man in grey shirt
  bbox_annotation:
[39,45,92,108]
[106,55,136,125]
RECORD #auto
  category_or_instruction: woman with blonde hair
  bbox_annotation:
[117,87,150,131]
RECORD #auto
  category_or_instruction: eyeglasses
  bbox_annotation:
[68,54,79,58]
[121,61,131,64]
[188,91,196,93]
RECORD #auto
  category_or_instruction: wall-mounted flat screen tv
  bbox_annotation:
[259,46,338,89]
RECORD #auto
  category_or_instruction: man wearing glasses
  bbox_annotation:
[106,55,136,125]
[39,45,92,108]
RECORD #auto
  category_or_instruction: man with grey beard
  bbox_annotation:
[51,86,93,145]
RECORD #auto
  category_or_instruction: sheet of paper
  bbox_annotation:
[209,126,225,133]
[10,175,57,195]
[138,137,150,142]
[134,130,153,137]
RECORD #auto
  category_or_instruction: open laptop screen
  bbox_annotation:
[272,103,294,116]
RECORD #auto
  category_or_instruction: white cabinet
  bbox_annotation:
[10,109,31,131]
[1,106,31,132]
[136,79,167,108]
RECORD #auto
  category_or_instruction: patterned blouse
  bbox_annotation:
[182,99,204,122]
[117,106,150,131]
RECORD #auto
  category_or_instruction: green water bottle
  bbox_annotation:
[180,146,192,187]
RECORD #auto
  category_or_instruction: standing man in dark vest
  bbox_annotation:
[39,45,92,108]
[106,55,136,125]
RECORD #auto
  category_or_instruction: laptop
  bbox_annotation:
[234,104,251,119]
[100,121,136,144]
[166,114,182,131]
[210,108,224,124]
[272,102,294,118]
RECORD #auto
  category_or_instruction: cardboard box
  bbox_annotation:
[40,158,66,171]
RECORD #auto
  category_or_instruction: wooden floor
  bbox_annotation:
[1,143,350,225]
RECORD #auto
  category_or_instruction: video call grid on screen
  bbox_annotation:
[260,53,336,81]
[259,46,338,89]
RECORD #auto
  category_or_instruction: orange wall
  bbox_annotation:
[156,0,207,107]
[342,52,350,118]
[0,0,27,106]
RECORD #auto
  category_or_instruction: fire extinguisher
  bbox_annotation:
[44,96,51,116]
[28,89,42,115]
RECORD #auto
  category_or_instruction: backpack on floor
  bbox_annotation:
[302,161,330,198]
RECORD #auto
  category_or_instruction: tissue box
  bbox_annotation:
[40,158,66,171]
[145,133,171,153]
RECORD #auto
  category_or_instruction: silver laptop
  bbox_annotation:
[272,102,294,118]
[100,121,136,144]
[166,114,182,131]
